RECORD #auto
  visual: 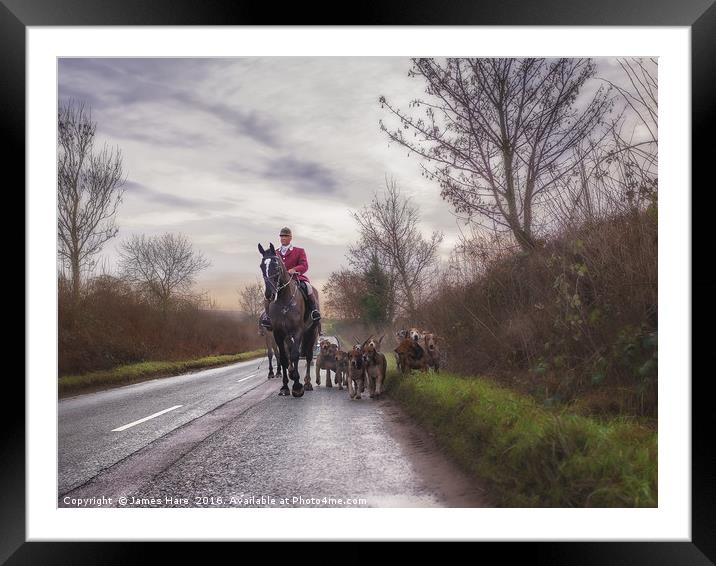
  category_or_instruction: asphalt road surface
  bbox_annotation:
[59,359,490,508]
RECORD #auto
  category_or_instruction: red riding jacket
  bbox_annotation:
[278,245,310,282]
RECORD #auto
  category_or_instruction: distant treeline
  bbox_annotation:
[58,275,263,376]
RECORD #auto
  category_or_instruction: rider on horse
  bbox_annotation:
[259,226,321,330]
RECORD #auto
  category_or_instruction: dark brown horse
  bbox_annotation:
[258,242,319,397]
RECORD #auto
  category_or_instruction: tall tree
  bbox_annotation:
[58,99,126,300]
[380,58,612,251]
[322,269,368,320]
[119,233,210,315]
[350,178,443,319]
[360,254,393,326]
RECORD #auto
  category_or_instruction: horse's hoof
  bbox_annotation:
[356,395,361,400]
[304,382,313,391]
[316,378,321,385]
[326,382,332,388]
[292,385,305,398]
[279,387,290,396]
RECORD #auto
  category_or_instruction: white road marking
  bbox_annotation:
[111,405,183,432]
[237,373,257,383]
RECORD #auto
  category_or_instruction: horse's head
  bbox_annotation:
[258,243,288,296]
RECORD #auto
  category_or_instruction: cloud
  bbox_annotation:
[59,58,282,149]
[123,180,201,208]
[264,155,340,195]
[191,98,281,148]
[123,180,229,213]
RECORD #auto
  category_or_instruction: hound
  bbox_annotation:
[315,339,338,387]
[347,343,367,400]
[335,349,349,391]
[422,332,440,373]
[363,336,387,399]
[395,329,408,371]
[394,336,429,375]
[408,328,421,341]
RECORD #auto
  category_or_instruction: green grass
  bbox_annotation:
[59,350,265,398]
[384,366,657,507]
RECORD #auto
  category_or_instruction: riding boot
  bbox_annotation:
[307,292,321,321]
[259,297,272,330]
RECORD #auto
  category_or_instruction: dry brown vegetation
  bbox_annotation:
[421,208,657,418]
[58,274,264,376]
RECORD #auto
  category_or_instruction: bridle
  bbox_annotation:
[263,255,298,304]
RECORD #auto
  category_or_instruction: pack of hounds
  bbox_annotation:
[314,328,440,401]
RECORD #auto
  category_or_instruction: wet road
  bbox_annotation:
[59,361,490,508]
[59,356,275,494]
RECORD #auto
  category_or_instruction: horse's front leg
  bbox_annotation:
[289,334,305,397]
[274,334,290,396]
[303,358,320,391]
[303,349,314,391]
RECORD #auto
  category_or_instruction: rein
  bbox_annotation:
[264,257,299,304]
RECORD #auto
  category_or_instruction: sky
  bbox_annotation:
[58,57,640,310]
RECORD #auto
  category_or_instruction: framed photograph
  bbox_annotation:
[13,0,710,561]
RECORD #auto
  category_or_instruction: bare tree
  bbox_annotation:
[58,99,126,300]
[599,58,658,211]
[546,58,658,225]
[606,58,657,146]
[350,178,443,319]
[379,58,613,251]
[238,278,264,320]
[118,233,210,315]
[322,269,369,321]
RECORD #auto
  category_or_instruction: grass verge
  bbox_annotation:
[384,367,657,507]
[59,350,266,398]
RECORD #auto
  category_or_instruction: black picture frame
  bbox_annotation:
[10,0,710,562]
